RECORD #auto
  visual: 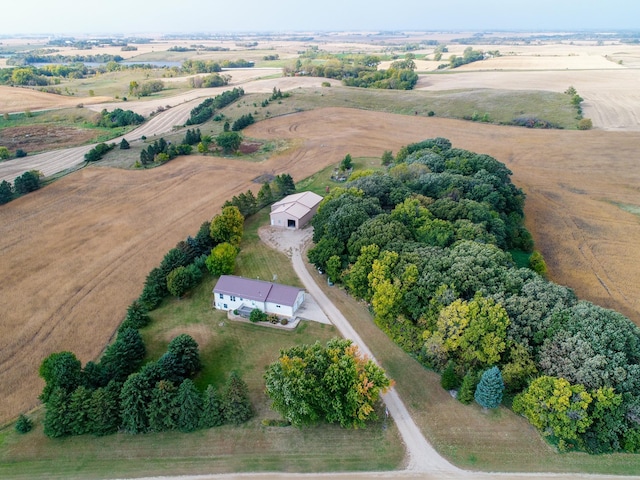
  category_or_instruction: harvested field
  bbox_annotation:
[0,86,110,114]
[1,107,640,429]
[0,124,98,152]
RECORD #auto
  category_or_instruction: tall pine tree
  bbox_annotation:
[222,372,253,425]
[177,379,203,432]
[200,385,224,428]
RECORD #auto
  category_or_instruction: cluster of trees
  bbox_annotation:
[342,66,418,90]
[447,47,488,68]
[0,170,41,205]
[307,138,640,453]
[84,142,115,162]
[138,137,192,167]
[231,113,255,131]
[188,73,231,89]
[181,59,223,74]
[223,173,295,217]
[185,87,245,125]
[264,338,391,428]
[139,204,246,309]
[260,87,291,107]
[284,52,419,90]
[40,331,252,437]
[96,108,144,128]
[129,80,164,97]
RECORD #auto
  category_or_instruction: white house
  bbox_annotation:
[269,191,323,229]
[213,275,305,317]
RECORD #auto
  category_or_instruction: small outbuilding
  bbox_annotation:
[213,275,305,317]
[269,191,323,230]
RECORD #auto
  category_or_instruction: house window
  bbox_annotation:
[219,293,224,299]
[276,305,281,308]
[230,296,236,301]
[223,303,228,309]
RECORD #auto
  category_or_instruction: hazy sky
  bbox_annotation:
[2,0,639,35]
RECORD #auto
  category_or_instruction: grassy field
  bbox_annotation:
[0,211,404,479]
[196,86,580,131]
[296,155,387,195]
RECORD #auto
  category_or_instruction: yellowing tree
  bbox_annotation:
[513,376,593,450]
[210,206,244,247]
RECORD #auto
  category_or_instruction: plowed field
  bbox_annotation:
[1,107,639,425]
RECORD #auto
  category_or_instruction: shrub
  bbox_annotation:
[249,308,267,323]
[578,118,593,130]
[458,370,479,405]
[529,250,547,276]
[15,414,33,434]
[280,318,289,326]
[15,148,27,158]
[0,146,10,159]
[440,361,462,390]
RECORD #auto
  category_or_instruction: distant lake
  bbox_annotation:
[27,61,182,68]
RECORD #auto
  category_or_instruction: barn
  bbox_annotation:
[213,275,305,317]
[269,191,323,230]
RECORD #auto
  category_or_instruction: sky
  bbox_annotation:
[2,0,639,35]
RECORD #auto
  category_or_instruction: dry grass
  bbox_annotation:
[0,86,110,114]
[1,108,639,442]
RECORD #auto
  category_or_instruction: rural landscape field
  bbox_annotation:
[2,26,640,479]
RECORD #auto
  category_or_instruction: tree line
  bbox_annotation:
[185,87,245,125]
[284,51,419,90]
[307,138,640,454]
[32,170,300,437]
[0,170,41,205]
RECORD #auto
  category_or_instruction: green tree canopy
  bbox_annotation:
[264,338,392,428]
[215,131,242,153]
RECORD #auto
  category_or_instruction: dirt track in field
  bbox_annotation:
[2,107,640,426]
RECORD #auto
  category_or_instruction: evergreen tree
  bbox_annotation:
[118,300,150,332]
[69,385,92,435]
[474,366,504,410]
[14,170,40,194]
[222,372,253,425]
[201,385,224,428]
[257,182,274,208]
[0,179,13,204]
[15,414,33,434]
[120,363,162,434]
[88,380,121,436]
[440,361,461,390]
[44,387,72,438]
[273,173,295,198]
[119,138,130,150]
[458,370,479,405]
[148,380,179,432]
[177,379,204,432]
[167,334,202,378]
[100,328,146,383]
